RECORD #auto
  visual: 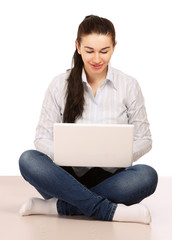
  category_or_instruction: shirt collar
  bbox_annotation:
[106,63,116,89]
[82,63,116,90]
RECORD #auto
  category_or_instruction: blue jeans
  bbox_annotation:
[19,150,158,221]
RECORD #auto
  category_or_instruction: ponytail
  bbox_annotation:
[63,50,84,123]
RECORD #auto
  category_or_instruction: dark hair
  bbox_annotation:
[63,15,116,123]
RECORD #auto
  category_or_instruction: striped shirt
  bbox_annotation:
[34,64,152,177]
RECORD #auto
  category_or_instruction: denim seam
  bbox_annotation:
[107,203,117,221]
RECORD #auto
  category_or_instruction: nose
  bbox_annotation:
[93,53,101,64]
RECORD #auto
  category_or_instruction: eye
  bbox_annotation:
[86,51,94,54]
[101,51,108,54]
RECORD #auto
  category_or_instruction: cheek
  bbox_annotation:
[82,54,92,62]
[103,55,113,63]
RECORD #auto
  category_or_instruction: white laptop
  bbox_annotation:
[53,123,134,168]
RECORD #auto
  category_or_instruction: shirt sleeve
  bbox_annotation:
[126,79,152,162]
[34,79,62,160]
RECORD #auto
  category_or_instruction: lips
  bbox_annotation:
[90,64,104,70]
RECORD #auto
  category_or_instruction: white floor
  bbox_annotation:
[0,176,172,240]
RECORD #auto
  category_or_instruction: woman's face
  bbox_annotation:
[76,33,115,79]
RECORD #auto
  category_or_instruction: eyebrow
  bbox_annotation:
[84,46,111,50]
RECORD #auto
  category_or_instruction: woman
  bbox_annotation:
[19,15,158,224]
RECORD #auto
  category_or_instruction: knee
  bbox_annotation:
[19,150,38,175]
[19,149,54,179]
[134,164,158,190]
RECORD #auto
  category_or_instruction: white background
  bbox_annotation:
[0,0,171,176]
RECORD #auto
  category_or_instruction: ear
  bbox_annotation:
[113,41,117,51]
[75,40,81,54]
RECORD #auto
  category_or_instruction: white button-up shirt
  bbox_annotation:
[34,64,152,177]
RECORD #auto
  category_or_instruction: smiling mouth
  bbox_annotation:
[91,64,104,70]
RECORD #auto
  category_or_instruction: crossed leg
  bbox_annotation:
[19,150,158,224]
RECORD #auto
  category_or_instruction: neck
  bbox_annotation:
[85,68,108,84]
